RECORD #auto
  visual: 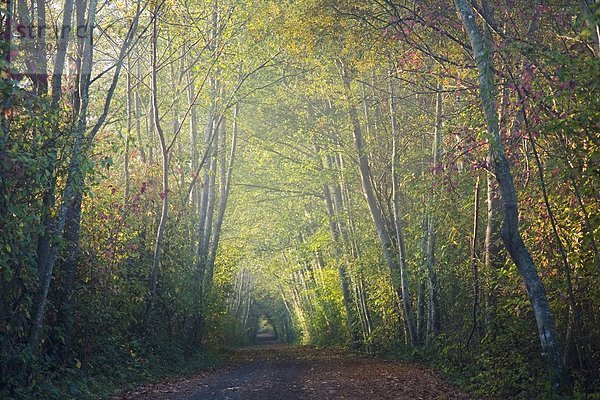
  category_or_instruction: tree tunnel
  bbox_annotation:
[241,300,294,345]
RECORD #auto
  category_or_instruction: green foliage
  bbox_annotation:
[1,0,599,399]
[3,342,227,400]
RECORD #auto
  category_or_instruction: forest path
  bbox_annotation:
[112,344,475,400]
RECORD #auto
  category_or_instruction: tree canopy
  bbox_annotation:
[1,0,598,398]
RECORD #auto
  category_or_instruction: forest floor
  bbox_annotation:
[111,343,477,400]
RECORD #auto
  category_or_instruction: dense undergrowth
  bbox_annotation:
[5,341,228,400]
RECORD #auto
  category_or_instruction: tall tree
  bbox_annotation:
[454,0,571,393]
[145,4,169,326]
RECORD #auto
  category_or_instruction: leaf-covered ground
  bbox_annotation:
[112,344,476,399]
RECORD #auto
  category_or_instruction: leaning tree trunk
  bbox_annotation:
[340,62,417,348]
[454,0,571,394]
[29,0,100,349]
[28,0,140,351]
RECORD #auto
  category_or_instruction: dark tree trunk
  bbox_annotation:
[56,191,83,365]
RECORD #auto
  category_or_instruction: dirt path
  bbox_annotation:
[112,344,476,399]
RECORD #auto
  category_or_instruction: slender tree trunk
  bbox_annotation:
[124,56,132,200]
[389,74,418,347]
[417,214,427,341]
[196,110,215,261]
[202,116,226,292]
[183,85,216,350]
[145,10,169,327]
[170,60,184,189]
[51,0,75,105]
[34,0,48,95]
[199,117,220,275]
[187,56,199,208]
[147,90,155,164]
[340,62,417,348]
[319,149,360,349]
[426,84,443,341]
[484,149,504,327]
[135,52,146,163]
[330,153,364,349]
[454,0,571,393]
[356,272,372,345]
[198,116,220,310]
[205,103,238,290]
[467,176,481,348]
[336,153,373,346]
